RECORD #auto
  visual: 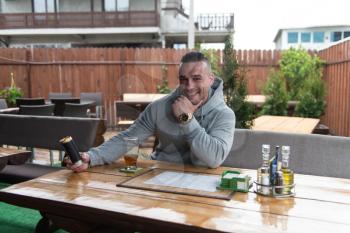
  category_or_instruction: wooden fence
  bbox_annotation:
[318,40,350,136]
[0,44,349,136]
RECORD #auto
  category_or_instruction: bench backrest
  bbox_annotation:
[223,129,350,178]
[0,114,102,151]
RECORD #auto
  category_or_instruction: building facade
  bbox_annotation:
[274,25,350,50]
[0,0,234,48]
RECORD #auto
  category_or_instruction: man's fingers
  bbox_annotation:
[194,100,203,109]
[81,152,90,163]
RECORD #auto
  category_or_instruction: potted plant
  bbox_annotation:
[0,73,23,107]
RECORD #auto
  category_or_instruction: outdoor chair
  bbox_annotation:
[18,104,55,162]
[0,98,8,109]
[63,102,90,117]
[51,97,80,116]
[115,102,142,130]
[16,97,45,107]
[80,92,103,118]
[48,92,72,99]
[18,104,55,116]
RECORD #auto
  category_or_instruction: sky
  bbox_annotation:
[182,0,350,49]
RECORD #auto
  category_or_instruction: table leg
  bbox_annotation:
[35,212,58,233]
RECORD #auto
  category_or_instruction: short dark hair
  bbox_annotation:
[181,51,208,63]
[180,51,211,72]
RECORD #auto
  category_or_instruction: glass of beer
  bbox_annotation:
[123,137,139,170]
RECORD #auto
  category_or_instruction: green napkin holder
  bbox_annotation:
[218,170,252,192]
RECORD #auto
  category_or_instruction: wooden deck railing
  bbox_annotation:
[0,11,159,29]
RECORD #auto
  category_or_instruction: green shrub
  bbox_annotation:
[156,65,172,94]
[260,48,326,118]
[156,79,171,94]
[260,70,288,116]
[279,48,324,100]
[294,72,326,118]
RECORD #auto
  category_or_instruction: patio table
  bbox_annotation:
[0,147,31,171]
[0,159,350,233]
[0,107,19,114]
[252,115,320,134]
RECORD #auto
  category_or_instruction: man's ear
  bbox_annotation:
[209,73,215,85]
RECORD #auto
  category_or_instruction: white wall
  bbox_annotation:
[275,26,350,50]
[161,11,188,33]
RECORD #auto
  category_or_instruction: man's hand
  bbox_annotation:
[172,95,202,119]
[64,152,90,173]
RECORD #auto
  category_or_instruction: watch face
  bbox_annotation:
[179,113,189,122]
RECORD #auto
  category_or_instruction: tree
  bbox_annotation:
[294,72,326,117]
[279,48,324,100]
[260,48,326,118]
[260,70,288,116]
[221,35,254,128]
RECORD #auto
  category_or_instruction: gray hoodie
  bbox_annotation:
[89,77,235,168]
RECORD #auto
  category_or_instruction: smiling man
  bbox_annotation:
[67,52,236,172]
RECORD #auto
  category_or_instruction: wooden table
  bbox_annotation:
[0,147,31,171]
[0,107,19,114]
[0,160,349,233]
[246,95,298,108]
[252,115,320,134]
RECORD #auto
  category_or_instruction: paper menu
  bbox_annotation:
[144,171,220,192]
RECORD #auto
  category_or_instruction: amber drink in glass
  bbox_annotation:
[123,137,139,170]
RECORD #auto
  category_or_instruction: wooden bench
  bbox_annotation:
[0,114,106,184]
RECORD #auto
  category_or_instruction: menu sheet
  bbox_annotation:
[144,171,220,192]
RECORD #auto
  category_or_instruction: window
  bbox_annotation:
[331,31,342,42]
[105,0,129,11]
[288,32,298,43]
[117,0,129,11]
[105,0,116,11]
[301,32,311,42]
[34,0,55,13]
[344,31,350,39]
[313,32,324,43]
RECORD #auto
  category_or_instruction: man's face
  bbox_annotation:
[178,61,214,105]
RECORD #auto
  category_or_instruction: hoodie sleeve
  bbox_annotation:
[88,104,156,166]
[180,108,236,168]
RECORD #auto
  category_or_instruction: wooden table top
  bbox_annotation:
[0,147,31,171]
[1,160,350,233]
[252,115,320,134]
[0,107,19,114]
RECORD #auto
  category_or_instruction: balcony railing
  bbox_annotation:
[0,11,159,29]
[197,14,234,31]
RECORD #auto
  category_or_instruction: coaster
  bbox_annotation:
[119,167,143,173]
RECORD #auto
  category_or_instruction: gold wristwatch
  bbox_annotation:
[178,112,193,124]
